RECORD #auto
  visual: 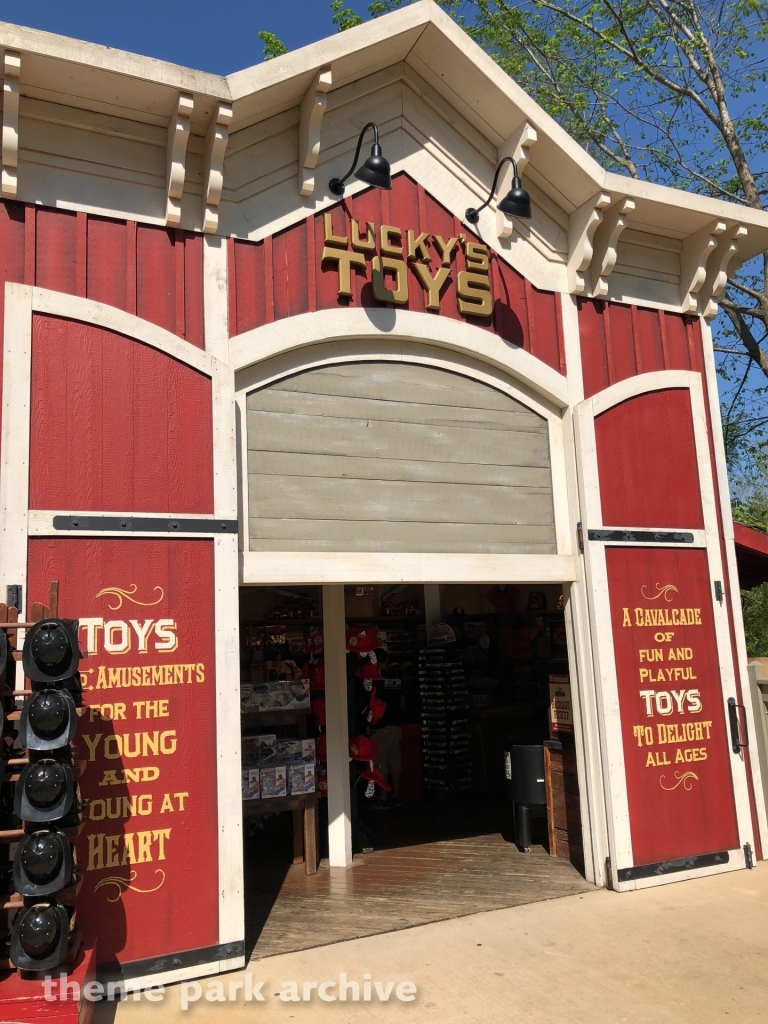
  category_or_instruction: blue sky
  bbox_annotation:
[1,1,371,74]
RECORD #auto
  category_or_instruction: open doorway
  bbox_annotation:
[238,582,589,961]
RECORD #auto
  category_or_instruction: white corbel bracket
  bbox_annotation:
[496,121,538,239]
[202,102,233,234]
[567,192,612,295]
[298,67,333,198]
[166,93,194,227]
[679,219,727,313]
[701,223,748,320]
[2,50,21,199]
[590,197,635,298]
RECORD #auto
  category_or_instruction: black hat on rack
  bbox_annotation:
[14,759,75,823]
[10,900,69,971]
[22,619,80,684]
[13,829,73,897]
[0,628,7,676]
[18,688,77,750]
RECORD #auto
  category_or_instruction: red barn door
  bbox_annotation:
[576,370,758,889]
[0,284,242,987]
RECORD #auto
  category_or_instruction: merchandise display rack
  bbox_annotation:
[0,584,86,976]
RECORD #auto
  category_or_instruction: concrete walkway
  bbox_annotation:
[96,863,768,1023]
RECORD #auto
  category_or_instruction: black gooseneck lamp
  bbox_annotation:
[329,122,392,197]
[465,156,532,224]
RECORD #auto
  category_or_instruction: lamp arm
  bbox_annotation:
[470,155,519,218]
[336,122,379,188]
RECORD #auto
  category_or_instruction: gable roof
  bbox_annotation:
[1,0,766,310]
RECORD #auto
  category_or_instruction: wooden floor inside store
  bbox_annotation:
[246,832,593,960]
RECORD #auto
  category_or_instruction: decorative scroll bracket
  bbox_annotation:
[165,92,194,227]
[495,121,538,239]
[590,196,635,298]
[2,50,21,199]
[700,223,748,319]
[567,191,611,295]
[679,219,727,313]
[202,102,233,234]
[298,67,333,198]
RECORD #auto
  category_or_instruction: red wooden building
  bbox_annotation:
[0,0,767,997]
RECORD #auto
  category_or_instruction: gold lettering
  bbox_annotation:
[380,224,403,256]
[372,256,409,304]
[411,262,451,311]
[321,246,366,297]
[465,242,489,271]
[350,219,376,252]
[457,270,492,318]
[432,235,460,267]
[323,212,347,248]
[407,229,431,263]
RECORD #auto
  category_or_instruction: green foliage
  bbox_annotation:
[731,453,768,534]
[741,584,768,657]
[332,0,365,30]
[258,31,288,60]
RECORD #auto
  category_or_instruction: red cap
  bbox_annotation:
[366,691,387,725]
[356,660,384,681]
[361,764,391,791]
[346,626,378,653]
[349,734,379,761]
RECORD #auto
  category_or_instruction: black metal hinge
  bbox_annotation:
[587,529,694,544]
[53,516,238,534]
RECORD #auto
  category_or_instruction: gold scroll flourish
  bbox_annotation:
[94,869,166,903]
[94,585,165,610]
[659,771,699,792]
[640,583,679,603]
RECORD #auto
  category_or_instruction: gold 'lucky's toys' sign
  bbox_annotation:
[321,213,492,317]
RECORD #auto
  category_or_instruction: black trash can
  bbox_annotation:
[503,743,546,852]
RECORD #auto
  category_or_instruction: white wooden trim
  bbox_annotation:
[229,308,570,409]
[323,584,353,867]
[0,282,32,616]
[575,369,756,877]
[588,369,694,417]
[214,532,244,942]
[560,292,585,407]
[699,318,768,853]
[241,552,579,585]
[203,235,230,364]
[30,288,217,376]
[614,853,747,893]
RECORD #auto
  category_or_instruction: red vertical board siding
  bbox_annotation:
[229,173,567,374]
[29,314,214,513]
[183,231,205,349]
[27,537,219,966]
[87,216,129,310]
[578,297,704,398]
[136,225,177,334]
[595,388,704,528]
[36,208,78,294]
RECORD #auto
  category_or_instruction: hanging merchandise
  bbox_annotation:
[9,616,83,975]
[348,735,379,761]
[346,626,378,653]
[361,764,391,792]
[356,661,384,682]
[366,690,387,725]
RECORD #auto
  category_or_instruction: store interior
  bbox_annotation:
[238,582,587,958]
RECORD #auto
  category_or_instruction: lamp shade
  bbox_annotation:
[497,176,532,219]
[354,144,391,190]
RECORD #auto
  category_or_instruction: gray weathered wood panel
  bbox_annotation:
[246,361,556,553]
